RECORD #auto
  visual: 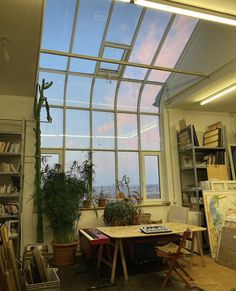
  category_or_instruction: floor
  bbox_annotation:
[56,255,236,291]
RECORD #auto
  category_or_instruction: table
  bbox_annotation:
[97,223,206,283]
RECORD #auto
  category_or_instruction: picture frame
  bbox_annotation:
[228,144,236,179]
[181,154,193,167]
[7,220,19,238]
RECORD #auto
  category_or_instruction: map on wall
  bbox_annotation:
[203,191,236,257]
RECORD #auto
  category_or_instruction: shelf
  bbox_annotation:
[0,131,22,136]
[0,172,20,175]
[179,145,226,152]
[182,187,201,192]
[181,165,207,171]
[0,215,19,219]
[0,152,21,156]
[0,193,20,198]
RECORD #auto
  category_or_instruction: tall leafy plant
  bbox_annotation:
[34,79,53,242]
[42,163,85,244]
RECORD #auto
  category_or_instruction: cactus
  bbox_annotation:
[34,79,53,242]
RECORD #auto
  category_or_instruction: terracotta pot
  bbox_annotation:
[98,198,107,207]
[83,199,92,208]
[51,241,78,266]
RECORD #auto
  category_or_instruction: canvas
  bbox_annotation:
[203,191,236,257]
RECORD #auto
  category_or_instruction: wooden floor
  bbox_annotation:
[56,255,236,291]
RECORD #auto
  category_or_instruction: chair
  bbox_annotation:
[155,228,194,288]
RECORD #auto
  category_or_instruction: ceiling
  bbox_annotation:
[0,0,43,97]
[0,0,236,113]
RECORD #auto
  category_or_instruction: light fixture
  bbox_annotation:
[117,0,236,26]
[200,83,236,105]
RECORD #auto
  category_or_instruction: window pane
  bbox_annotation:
[123,66,148,80]
[127,10,171,65]
[42,0,76,51]
[144,156,160,199]
[140,115,160,150]
[117,82,141,112]
[92,79,117,110]
[39,53,68,70]
[65,109,90,149]
[65,150,87,171]
[93,112,114,149]
[41,154,59,168]
[93,152,115,197]
[41,108,63,148]
[66,76,92,108]
[69,59,96,74]
[140,85,161,113]
[100,47,124,71]
[72,0,111,56]
[118,152,140,196]
[149,16,198,82]
[117,114,138,150]
[106,2,142,45]
[38,72,65,106]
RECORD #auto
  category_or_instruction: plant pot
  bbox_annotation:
[83,199,92,208]
[51,241,78,266]
[98,198,107,207]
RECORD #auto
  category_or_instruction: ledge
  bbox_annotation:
[81,201,171,211]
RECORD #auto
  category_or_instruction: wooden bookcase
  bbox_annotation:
[0,119,25,256]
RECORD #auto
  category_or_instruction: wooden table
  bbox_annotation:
[97,223,206,283]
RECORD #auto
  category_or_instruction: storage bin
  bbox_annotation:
[24,268,60,291]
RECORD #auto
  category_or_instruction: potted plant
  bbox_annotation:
[79,151,95,209]
[97,187,107,207]
[42,162,86,266]
[103,201,139,226]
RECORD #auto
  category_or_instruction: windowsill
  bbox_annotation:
[81,201,170,211]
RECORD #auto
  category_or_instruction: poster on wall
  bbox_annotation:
[203,190,236,257]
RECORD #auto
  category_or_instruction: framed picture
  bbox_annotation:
[228,144,236,179]
[181,154,193,167]
[7,220,19,238]
[203,191,236,257]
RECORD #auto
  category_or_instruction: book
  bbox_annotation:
[204,140,220,147]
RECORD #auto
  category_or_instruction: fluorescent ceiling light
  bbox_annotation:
[119,0,236,26]
[200,83,236,105]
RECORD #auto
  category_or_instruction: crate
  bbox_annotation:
[25,268,60,291]
[138,213,151,224]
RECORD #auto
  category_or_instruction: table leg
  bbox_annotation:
[97,244,103,269]
[195,232,206,267]
[119,239,128,281]
[190,233,195,267]
[111,239,119,283]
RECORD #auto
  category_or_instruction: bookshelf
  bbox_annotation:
[177,125,227,211]
[0,120,25,256]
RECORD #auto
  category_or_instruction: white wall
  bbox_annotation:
[164,107,236,206]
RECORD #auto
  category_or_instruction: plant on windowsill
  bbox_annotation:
[96,187,107,208]
[79,151,98,216]
[103,200,139,226]
[42,162,86,266]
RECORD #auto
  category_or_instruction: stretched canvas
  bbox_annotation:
[203,191,236,257]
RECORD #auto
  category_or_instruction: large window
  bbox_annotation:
[39,0,197,201]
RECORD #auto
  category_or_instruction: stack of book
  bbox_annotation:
[203,121,223,147]
[0,142,21,153]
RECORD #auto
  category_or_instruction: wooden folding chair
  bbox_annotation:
[155,228,194,288]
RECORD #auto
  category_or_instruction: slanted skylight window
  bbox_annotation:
[39,0,199,200]
[100,46,125,72]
